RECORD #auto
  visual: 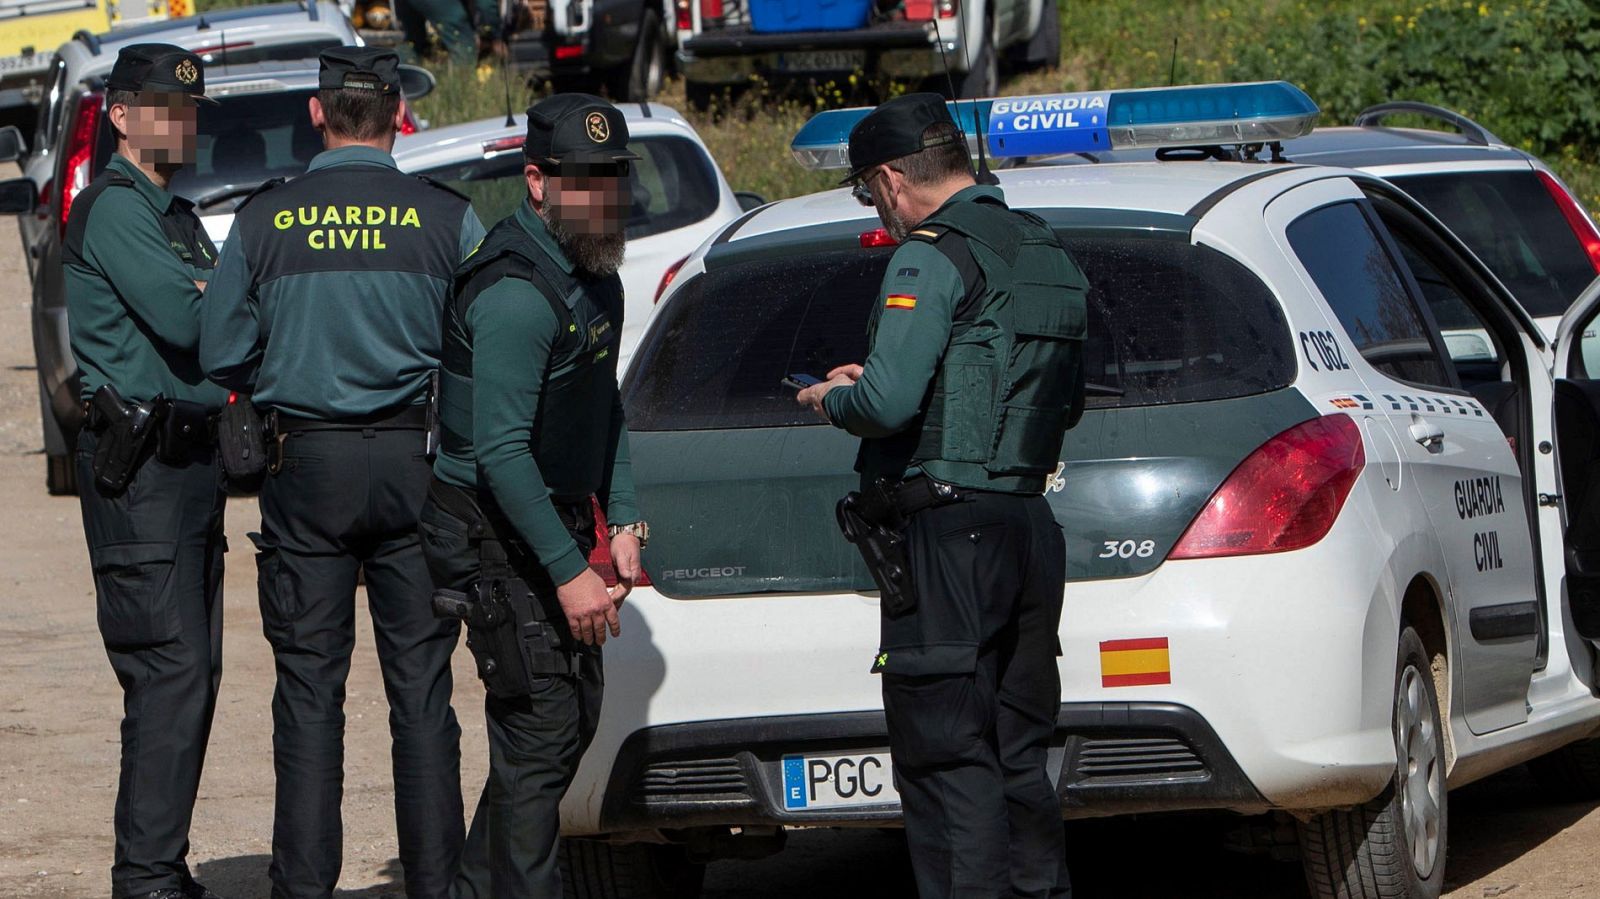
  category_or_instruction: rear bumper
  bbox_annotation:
[680,21,946,85]
[683,22,935,56]
[597,702,1268,832]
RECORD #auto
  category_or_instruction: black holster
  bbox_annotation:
[430,507,588,698]
[216,393,269,491]
[837,477,966,618]
[88,384,166,495]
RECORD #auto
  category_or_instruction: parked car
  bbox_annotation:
[1032,101,1600,339]
[23,58,430,495]
[391,101,754,363]
[536,83,1600,899]
[678,0,1058,107]
[18,1,360,280]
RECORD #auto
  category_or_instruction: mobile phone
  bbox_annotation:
[782,373,823,390]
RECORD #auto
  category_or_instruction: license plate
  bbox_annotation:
[776,50,866,73]
[781,750,899,811]
[0,52,51,75]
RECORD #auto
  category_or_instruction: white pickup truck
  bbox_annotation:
[677,0,1059,106]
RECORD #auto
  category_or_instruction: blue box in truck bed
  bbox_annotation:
[748,0,875,33]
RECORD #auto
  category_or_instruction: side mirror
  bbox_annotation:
[0,177,38,214]
[735,190,767,212]
[0,125,25,164]
[398,64,436,102]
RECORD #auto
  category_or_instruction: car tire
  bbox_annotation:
[955,23,997,99]
[39,378,77,496]
[1009,0,1061,71]
[560,838,706,899]
[1297,627,1447,899]
[47,451,76,496]
[611,6,668,101]
[1527,736,1600,800]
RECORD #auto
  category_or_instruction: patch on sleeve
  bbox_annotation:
[896,267,920,278]
[885,294,918,310]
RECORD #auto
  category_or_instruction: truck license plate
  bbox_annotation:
[776,50,866,73]
[781,750,899,811]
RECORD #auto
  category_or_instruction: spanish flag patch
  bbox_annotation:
[1099,637,1171,688]
[886,294,917,310]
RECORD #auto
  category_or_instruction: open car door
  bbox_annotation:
[1549,276,1600,641]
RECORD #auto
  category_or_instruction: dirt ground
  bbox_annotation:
[2,206,1599,899]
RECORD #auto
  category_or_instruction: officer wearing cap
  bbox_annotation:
[797,93,1087,899]
[198,46,485,899]
[419,92,644,897]
[65,43,227,899]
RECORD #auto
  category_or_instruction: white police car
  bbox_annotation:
[552,83,1600,899]
[391,103,756,363]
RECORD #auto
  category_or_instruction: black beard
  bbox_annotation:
[541,206,627,277]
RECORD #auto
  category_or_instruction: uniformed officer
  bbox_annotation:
[797,93,1088,899]
[419,92,644,898]
[66,43,227,899]
[197,46,486,899]
[395,0,500,66]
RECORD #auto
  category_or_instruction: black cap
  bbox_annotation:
[318,45,401,95]
[524,93,639,165]
[843,92,963,183]
[106,43,215,104]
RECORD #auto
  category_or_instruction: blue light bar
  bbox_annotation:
[790,81,1319,171]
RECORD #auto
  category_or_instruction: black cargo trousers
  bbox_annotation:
[418,479,604,899]
[75,428,226,899]
[251,422,464,899]
[882,490,1071,899]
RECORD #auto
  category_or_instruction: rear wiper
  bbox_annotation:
[1086,382,1125,397]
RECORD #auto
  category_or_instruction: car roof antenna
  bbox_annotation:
[1168,37,1178,85]
[500,55,517,128]
[952,1,997,185]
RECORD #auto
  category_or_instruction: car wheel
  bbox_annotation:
[39,378,78,496]
[1008,0,1060,71]
[611,7,668,101]
[1528,736,1600,800]
[955,24,997,99]
[560,838,706,899]
[1298,627,1447,899]
[47,451,77,496]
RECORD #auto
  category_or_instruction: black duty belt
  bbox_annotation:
[82,396,218,446]
[273,404,429,434]
[427,477,592,544]
[886,476,965,518]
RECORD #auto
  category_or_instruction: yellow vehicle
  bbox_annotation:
[0,0,169,132]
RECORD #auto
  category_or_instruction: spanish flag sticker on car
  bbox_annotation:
[886,294,917,310]
[1099,637,1171,687]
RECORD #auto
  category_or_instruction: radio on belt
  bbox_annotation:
[789,81,1320,169]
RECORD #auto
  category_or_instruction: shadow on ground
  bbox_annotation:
[194,855,405,898]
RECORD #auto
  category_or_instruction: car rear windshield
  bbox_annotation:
[94,88,323,211]
[623,231,1296,431]
[412,135,720,240]
[1388,170,1596,318]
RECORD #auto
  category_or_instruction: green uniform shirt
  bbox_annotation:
[823,184,1037,492]
[199,145,486,418]
[65,153,227,408]
[434,201,639,585]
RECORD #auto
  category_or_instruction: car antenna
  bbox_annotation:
[1168,37,1178,85]
[953,2,997,185]
[500,55,516,128]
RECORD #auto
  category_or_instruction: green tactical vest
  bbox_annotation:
[874,194,1088,488]
[439,214,624,477]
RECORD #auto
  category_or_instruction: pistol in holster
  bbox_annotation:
[431,524,582,698]
[837,479,918,617]
[88,384,167,496]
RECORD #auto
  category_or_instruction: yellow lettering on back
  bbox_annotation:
[297,207,316,226]
[322,206,342,226]
[346,205,361,225]
[373,230,386,250]
[340,230,357,249]
[367,206,385,225]
[309,229,326,250]
[400,208,420,228]
[274,210,293,230]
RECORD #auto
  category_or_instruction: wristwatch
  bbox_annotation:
[607,521,650,548]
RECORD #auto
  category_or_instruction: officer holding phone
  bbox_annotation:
[797,93,1088,899]
[65,44,228,899]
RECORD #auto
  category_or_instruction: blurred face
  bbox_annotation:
[116,92,199,167]
[544,161,631,236]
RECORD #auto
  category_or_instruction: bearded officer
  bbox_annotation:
[418,92,644,897]
[66,43,227,899]
[797,93,1088,899]
[198,46,485,899]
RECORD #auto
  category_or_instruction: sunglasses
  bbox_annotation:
[851,166,896,207]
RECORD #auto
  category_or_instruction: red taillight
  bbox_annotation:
[676,0,692,30]
[860,227,898,247]
[936,0,958,18]
[482,135,524,155]
[400,109,419,136]
[1169,415,1365,560]
[1537,169,1600,275]
[701,0,723,19]
[555,44,584,60]
[59,92,102,239]
[655,255,688,304]
[588,498,652,588]
[905,0,934,18]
